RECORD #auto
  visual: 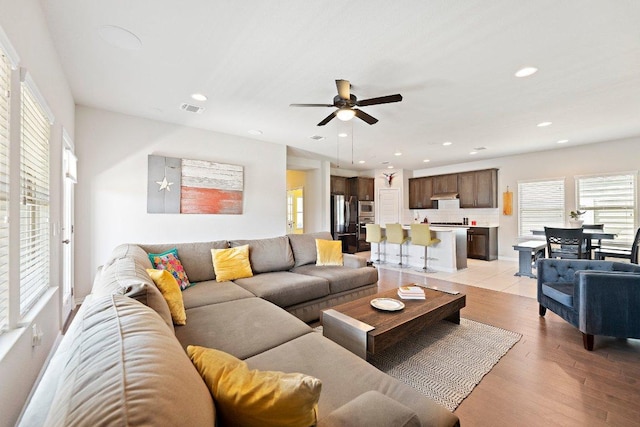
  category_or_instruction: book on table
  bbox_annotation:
[397,285,425,300]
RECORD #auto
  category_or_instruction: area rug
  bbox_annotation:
[367,318,521,411]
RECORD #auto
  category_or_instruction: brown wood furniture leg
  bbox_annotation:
[582,333,594,351]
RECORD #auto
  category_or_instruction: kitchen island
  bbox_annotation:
[380,225,468,272]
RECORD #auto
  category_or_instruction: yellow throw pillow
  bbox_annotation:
[315,238,343,266]
[211,245,253,282]
[146,269,187,325]
[187,345,321,427]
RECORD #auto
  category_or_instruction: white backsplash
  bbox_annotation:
[404,207,500,227]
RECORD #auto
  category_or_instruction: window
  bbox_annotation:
[576,173,636,247]
[518,179,565,237]
[0,46,10,332]
[19,76,51,315]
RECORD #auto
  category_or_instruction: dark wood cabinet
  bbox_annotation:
[467,227,498,260]
[330,175,347,195]
[433,173,458,194]
[458,169,498,208]
[408,177,435,209]
[348,177,374,201]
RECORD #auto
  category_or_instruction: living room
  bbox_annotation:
[1,1,639,426]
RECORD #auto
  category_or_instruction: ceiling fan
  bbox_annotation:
[290,79,402,126]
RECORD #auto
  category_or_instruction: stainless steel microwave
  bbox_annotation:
[358,201,374,216]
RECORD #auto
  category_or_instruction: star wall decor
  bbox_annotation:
[156,176,173,192]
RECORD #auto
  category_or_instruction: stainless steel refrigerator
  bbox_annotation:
[331,195,357,253]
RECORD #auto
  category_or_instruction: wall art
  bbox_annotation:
[147,155,243,214]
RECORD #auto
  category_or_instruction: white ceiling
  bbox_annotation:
[41,0,640,171]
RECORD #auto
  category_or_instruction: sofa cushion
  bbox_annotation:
[181,280,254,310]
[542,282,574,307]
[211,245,253,282]
[233,271,330,307]
[146,268,187,325]
[291,265,379,294]
[230,236,295,273]
[45,295,215,427]
[175,297,312,360]
[147,248,191,290]
[288,231,333,267]
[316,239,344,266]
[188,345,321,427]
[140,240,228,282]
[245,332,459,427]
[318,391,420,427]
[92,253,174,331]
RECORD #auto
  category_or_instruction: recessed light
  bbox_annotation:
[191,93,207,102]
[387,165,394,169]
[515,67,538,77]
[358,160,365,164]
[338,133,348,138]
[423,159,430,163]
[394,152,402,156]
[557,139,568,144]
[537,121,552,127]
[248,130,263,136]
[470,151,478,155]
[442,141,452,146]
[98,25,142,50]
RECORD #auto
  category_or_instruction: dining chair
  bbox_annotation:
[385,224,409,267]
[544,227,587,259]
[594,227,640,264]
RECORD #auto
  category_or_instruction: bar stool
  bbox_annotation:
[365,224,386,264]
[385,223,409,267]
[410,223,441,273]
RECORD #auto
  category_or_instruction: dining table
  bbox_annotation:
[531,228,618,259]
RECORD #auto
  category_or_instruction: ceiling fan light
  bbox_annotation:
[336,108,356,121]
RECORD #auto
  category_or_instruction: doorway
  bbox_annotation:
[286,187,304,234]
[61,130,77,323]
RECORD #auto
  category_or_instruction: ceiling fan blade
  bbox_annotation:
[356,94,403,107]
[336,79,351,100]
[354,109,378,125]
[290,103,334,107]
[317,111,337,126]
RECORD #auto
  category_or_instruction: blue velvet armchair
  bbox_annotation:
[537,258,640,350]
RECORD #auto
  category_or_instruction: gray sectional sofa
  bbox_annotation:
[20,232,460,426]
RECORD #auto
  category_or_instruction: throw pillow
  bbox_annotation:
[187,345,321,427]
[315,238,343,266]
[146,269,187,325]
[211,245,253,282]
[148,248,191,290]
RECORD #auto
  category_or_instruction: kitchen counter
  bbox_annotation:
[379,225,468,272]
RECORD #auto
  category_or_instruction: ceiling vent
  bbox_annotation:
[309,135,325,141]
[180,103,205,114]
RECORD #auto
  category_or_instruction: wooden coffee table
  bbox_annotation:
[321,286,466,359]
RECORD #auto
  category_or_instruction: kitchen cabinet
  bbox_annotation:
[433,173,458,194]
[408,177,434,209]
[467,227,498,260]
[348,177,374,200]
[458,169,498,208]
[330,175,347,195]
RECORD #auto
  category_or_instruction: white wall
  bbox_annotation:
[75,106,288,299]
[412,137,640,259]
[0,1,75,425]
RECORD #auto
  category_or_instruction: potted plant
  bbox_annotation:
[569,210,585,228]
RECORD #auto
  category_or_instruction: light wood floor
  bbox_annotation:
[373,267,640,427]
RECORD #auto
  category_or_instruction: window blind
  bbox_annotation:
[518,179,565,237]
[0,48,10,331]
[19,80,50,316]
[577,173,636,246]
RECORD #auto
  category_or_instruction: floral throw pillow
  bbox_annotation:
[148,248,191,290]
